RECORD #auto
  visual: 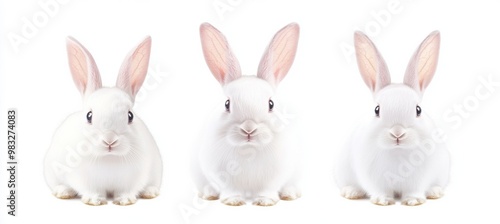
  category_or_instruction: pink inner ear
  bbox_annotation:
[257,23,299,87]
[67,44,88,91]
[417,34,440,90]
[354,31,390,93]
[404,31,440,93]
[129,38,151,95]
[66,36,102,96]
[200,23,241,85]
[116,36,151,98]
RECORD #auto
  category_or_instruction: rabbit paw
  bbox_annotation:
[279,187,301,201]
[140,186,160,199]
[279,191,301,201]
[401,197,426,206]
[113,194,137,206]
[82,195,107,206]
[426,186,444,199]
[370,195,395,206]
[200,194,219,200]
[221,196,246,206]
[253,197,278,206]
[198,185,220,200]
[53,185,77,199]
[340,186,365,199]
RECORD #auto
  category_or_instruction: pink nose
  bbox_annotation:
[241,127,256,134]
[101,131,118,147]
[239,121,257,134]
[389,125,406,139]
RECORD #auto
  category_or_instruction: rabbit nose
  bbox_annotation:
[389,125,406,139]
[239,120,257,134]
[101,131,118,146]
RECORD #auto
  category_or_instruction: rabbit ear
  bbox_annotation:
[200,23,241,86]
[66,36,102,97]
[404,31,440,95]
[354,31,391,94]
[116,36,152,100]
[257,23,299,87]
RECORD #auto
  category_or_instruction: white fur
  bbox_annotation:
[44,36,162,206]
[193,23,301,206]
[335,31,450,206]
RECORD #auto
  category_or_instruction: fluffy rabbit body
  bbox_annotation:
[44,36,162,206]
[336,31,450,206]
[193,23,301,206]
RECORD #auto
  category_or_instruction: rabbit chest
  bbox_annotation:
[354,145,441,193]
[201,142,296,192]
[68,156,150,192]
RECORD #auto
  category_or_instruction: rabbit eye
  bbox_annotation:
[374,105,380,117]
[269,99,274,112]
[225,99,230,112]
[416,105,422,117]
[86,111,93,124]
[128,111,134,123]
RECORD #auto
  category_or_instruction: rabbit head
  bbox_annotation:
[354,31,440,149]
[200,23,299,146]
[66,36,152,156]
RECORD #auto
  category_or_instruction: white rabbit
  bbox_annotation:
[192,23,301,206]
[43,36,162,206]
[335,31,450,206]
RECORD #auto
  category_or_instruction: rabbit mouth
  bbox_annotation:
[226,125,273,146]
[237,125,258,142]
[237,133,256,143]
[225,131,260,145]
[102,140,118,152]
[389,128,407,146]
[391,137,406,146]
[396,138,402,146]
[241,130,256,142]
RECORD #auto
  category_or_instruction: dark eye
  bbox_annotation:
[374,105,380,117]
[86,111,93,124]
[128,111,134,123]
[225,99,230,112]
[269,99,274,112]
[416,105,422,117]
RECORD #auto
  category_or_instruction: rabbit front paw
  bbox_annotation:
[253,197,278,206]
[401,197,426,206]
[198,185,220,200]
[221,196,246,206]
[113,194,137,206]
[370,195,395,206]
[340,186,365,199]
[82,195,107,206]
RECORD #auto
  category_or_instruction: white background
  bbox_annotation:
[1,0,500,223]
